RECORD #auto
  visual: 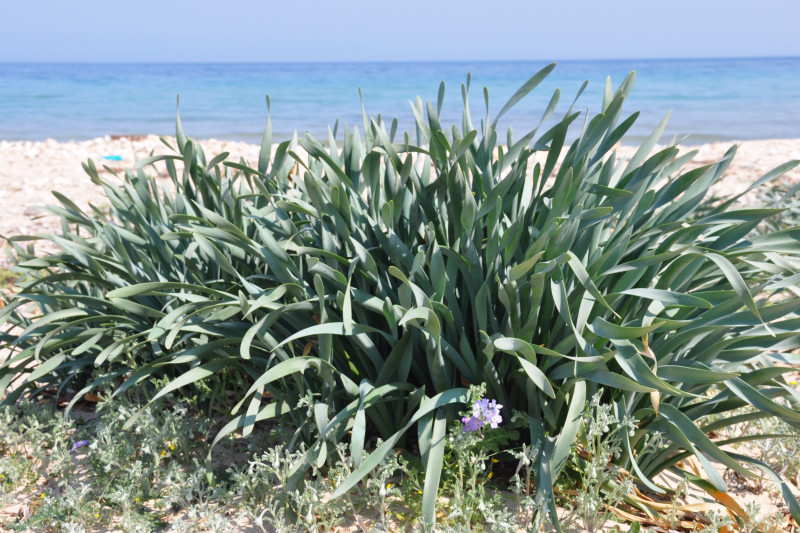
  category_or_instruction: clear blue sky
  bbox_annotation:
[3,0,799,62]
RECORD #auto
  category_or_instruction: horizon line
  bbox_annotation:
[1,54,799,65]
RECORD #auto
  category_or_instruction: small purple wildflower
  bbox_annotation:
[70,440,88,452]
[462,398,502,432]
[461,414,484,432]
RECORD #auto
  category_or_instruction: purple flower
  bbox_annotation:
[484,399,503,429]
[462,398,502,432]
[461,414,484,432]
[70,440,89,452]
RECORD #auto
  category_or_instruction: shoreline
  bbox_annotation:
[1,135,799,267]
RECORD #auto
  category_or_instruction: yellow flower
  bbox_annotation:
[41,492,45,498]
[386,483,392,489]
[160,450,165,456]
[491,458,499,463]
[417,490,423,495]
[488,472,493,479]
[135,497,140,502]
[170,443,175,450]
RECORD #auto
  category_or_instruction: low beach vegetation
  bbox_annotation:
[2,64,800,531]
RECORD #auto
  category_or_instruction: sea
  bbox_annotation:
[1,57,798,145]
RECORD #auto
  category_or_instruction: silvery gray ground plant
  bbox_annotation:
[563,391,640,533]
[701,401,800,496]
[59,521,87,533]
[443,424,492,527]
[697,508,735,532]
[170,461,221,509]
[230,440,351,531]
[169,505,236,533]
[428,384,518,532]
[1,392,230,531]
[2,392,795,531]
[229,442,303,524]
[362,441,403,530]
[509,439,552,532]
[328,439,403,530]
[735,501,789,533]
[0,402,74,492]
[663,477,689,530]
[740,412,800,489]
[23,484,101,533]
[444,384,497,527]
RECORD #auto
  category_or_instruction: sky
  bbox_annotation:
[2,0,799,62]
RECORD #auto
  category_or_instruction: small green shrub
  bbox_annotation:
[2,64,800,530]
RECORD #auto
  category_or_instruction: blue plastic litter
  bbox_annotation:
[103,155,123,161]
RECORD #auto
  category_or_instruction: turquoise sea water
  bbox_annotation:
[1,58,798,144]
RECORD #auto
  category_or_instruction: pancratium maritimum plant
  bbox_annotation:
[3,63,800,530]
